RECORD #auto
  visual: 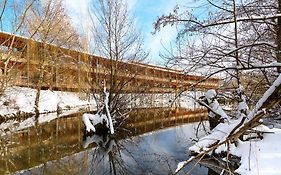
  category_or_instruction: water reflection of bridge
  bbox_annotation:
[127,108,207,134]
[0,108,207,174]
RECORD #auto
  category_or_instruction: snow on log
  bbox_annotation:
[205,89,229,120]
[82,113,108,133]
[190,74,281,154]
[176,74,281,174]
[82,89,115,135]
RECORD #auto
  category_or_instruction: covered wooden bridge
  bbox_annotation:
[0,31,219,93]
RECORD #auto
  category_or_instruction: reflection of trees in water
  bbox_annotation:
[84,134,159,174]
[0,136,11,174]
[39,152,89,175]
[83,133,180,175]
[125,137,175,175]
[84,134,131,175]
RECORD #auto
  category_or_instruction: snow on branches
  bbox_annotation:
[82,88,115,135]
[175,74,281,174]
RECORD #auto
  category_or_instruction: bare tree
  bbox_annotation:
[0,0,37,95]
[154,0,280,80]
[277,0,281,72]
[20,0,82,116]
[154,0,281,111]
[23,0,81,49]
[89,0,148,117]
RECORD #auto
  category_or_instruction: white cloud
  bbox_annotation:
[63,0,92,29]
[137,0,183,64]
[126,0,137,12]
[63,0,91,16]
[63,0,93,50]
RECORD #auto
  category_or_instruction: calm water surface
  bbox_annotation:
[0,109,210,175]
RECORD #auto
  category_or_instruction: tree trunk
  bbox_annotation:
[277,0,281,73]
[208,115,221,130]
[35,64,44,118]
[34,88,40,117]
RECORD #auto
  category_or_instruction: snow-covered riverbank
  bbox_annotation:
[176,74,281,175]
[232,126,281,175]
[0,86,97,118]
[0,86,204,119]
[185,124,281,175]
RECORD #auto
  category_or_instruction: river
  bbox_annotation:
[0,108,213,175]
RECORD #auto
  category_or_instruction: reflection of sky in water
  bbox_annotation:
[90,123,209,175]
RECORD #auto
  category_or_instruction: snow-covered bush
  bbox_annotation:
[82,89,114,135]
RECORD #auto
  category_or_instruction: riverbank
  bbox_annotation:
[0,86,96,119]
[0,86,204,120]
[184,123,281,175]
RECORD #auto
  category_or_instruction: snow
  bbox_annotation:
[104,91,114,134]
[0,117,36,136]
[237,101,248,115]
[187,124,281,175]
[236,85,249,120]
[0,86,96,117]
[175,160,188,173]
[82,89,115,134]
[189,120,241,153]
[205,89,229,120]
[251,62,281,69]
[82,113,108,132]
[206,13,281,27]
[230,127,281,175]
[0,107,97,136]
[205,89,217,101]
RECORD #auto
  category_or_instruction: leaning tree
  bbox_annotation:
[154,0,281,173]
[154,0,281,121]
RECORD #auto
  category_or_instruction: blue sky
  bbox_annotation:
[64,0,187,65]
[132,0,185,64]
[0,0,189,65]
[0,0,17,32]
